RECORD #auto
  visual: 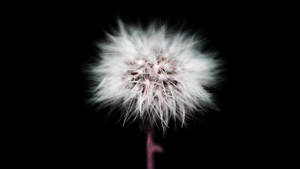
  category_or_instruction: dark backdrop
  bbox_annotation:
[24,3,287,169]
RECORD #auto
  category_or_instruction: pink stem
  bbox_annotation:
[146,129,163,169]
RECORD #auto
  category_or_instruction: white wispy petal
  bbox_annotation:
[90,20,221,131]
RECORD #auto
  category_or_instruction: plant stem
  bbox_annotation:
[146,129,163,169]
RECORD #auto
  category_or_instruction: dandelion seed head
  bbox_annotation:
[90,20,221,131]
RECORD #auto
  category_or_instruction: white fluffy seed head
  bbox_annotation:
[90,20,221,131]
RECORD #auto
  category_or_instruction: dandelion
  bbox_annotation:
[89,20,221,169]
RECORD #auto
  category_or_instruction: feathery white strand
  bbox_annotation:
[91,20,221,131]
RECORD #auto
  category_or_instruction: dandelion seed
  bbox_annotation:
[90,20,221,131]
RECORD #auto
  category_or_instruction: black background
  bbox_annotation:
[14,2,293,169]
